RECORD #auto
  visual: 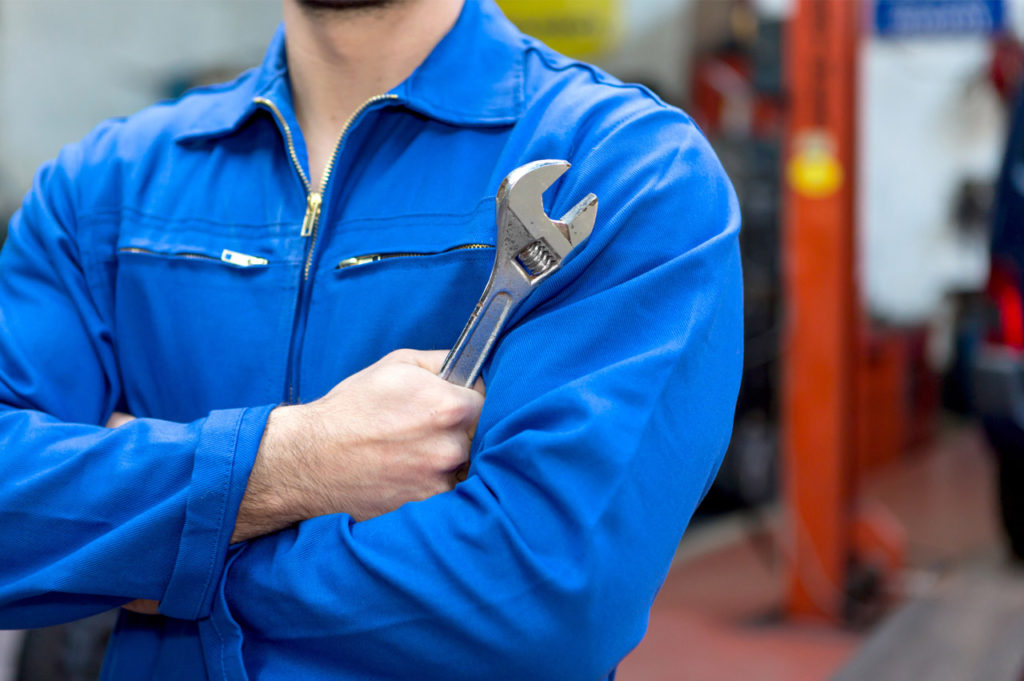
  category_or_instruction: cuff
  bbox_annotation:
[159,404,275,620]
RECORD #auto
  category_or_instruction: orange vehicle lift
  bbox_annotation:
[782,0,905,623]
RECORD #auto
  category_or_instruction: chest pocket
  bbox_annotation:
[296,198,498,401]
[113,216,299,421]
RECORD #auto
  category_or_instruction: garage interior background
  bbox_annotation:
[2,0,1024,680]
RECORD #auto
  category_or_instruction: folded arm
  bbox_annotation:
[0,142,278,626]
[0,138,486,627]
[212,113,744,681]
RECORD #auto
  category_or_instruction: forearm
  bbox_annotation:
[0,404,272,627]
[231,406,308,543]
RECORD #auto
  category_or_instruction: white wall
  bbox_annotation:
[858,35,1003,324]
[0,0,281,206]
[596,0,697,105]
[4,0,1016,329]
[0,0,698,211]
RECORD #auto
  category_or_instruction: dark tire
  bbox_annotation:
[997,450,1024,561]
[979,418,1024,561]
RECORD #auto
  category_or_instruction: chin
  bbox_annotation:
[296,0,401,9]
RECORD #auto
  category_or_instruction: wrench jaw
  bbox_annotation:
[497,160,571,223]
[500,160,576,261]
[560,193,598,249]
[497,160,599,285]
[440,159,597,388]
[505,192,598,285]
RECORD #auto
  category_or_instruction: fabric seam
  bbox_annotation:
[79,196,494,231]
[193,408,244,619]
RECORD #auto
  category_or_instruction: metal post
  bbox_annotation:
[782,0,861,621]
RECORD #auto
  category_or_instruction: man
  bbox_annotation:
[0,0,742,679]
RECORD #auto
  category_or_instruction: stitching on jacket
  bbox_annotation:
[208,603,228,680]
[80,196,495,231]
[79,206,295,230]
[332,197,494,231]
[195,409,245,620]
[526,44,672,111]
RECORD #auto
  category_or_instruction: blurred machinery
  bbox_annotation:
[972,44,1024,562]
[686,0,1016,627]
[2,1,1023,678]
[688,1,784,511]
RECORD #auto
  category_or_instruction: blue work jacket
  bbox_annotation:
[0,1,743,679]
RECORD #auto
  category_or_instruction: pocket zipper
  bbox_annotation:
[220,249,269,267]
[119,247,269,268]
[336,243,493,270]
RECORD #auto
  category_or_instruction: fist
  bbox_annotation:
[233,349,485,541]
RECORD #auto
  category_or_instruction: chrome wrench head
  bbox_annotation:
[440,159,598,388]
[496,159,598,284]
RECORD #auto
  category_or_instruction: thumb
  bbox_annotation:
[387,348,451,375]
[106,411,136,428]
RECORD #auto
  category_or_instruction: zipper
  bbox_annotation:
[337,244,493,270]
[254,92,399,403]
[301,93,399,279]
[254,93,398,278]
[220,249,269,267]
[300,193,322,238]
[118,246,268,267]
[253,97,313,194]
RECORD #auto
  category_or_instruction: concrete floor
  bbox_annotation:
[619,423,1022,681]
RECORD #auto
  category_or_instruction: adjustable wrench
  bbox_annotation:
[440,160,598,388]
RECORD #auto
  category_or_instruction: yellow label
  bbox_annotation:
[497,0,620,59]
[787,131,844,199]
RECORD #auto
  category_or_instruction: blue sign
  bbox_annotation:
[875,0,1005,37]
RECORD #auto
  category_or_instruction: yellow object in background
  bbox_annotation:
[787,131,844,200]
[497,0,621,59]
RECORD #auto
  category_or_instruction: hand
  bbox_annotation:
[105,411,135,428]
[232,349,485,542]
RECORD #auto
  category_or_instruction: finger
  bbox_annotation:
[438,429,471,470]
[472,376,486,398]
[389,348,450,375]
[452,389,485,441]
[122,599,161,615]
[105,412,136,428]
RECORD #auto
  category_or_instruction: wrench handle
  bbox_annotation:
[440,290,516,388]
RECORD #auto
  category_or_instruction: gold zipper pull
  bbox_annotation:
[301,192,322,237]
[337,254,382,269]
[221,249,269,267]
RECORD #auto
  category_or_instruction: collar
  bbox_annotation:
[175,0,525,143]
[396,0,525,126]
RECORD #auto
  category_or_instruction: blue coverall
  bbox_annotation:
[0,1,743,679]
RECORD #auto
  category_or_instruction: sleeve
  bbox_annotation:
[207,109,743,681]
[0,138,274,628]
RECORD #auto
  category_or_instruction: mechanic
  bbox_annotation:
[0,0,743,679]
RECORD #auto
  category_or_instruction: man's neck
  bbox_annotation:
[283,0,465,189]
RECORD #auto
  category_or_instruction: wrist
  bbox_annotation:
[231,405,308,542]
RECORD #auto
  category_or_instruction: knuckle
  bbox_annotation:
[436,438,467,469]
[466,388,485,413]
[432,393,468,427]
[384,348,415,364]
